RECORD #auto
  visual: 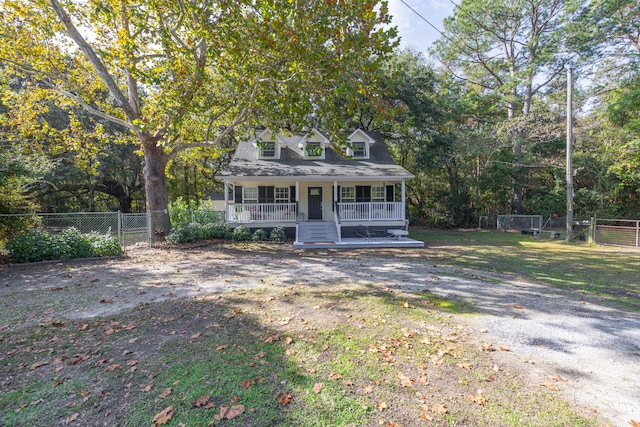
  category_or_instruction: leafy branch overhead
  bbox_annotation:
[0,0,398,232]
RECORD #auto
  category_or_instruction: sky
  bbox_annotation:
[387,0,455,55]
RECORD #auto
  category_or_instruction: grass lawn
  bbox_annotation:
[409,229,640,312]
[0,283,596,426]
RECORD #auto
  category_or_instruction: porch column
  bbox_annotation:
[295,181,300,221]
[401,180,406,222]
[223,180,229,222]
[334,180,341,242]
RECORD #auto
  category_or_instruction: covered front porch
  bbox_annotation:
[220,178,422,247]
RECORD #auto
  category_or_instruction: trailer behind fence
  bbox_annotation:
[594,219,640,248]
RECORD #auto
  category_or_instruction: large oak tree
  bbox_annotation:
[1,0,397,234]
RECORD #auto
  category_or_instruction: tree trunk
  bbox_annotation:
[142,138,171,240]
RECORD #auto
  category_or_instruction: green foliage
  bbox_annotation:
[6,228,122,263]
[269,226,287,242]
[251,228,267,241]
[231,225,252,241]
[168,197,223,228]
[166,222,232,244]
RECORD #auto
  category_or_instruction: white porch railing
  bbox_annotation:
[338,202,403,221]
[227,203,297,222]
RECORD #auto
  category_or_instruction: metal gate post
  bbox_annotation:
[147,210,153,247]
[118,211,123,248]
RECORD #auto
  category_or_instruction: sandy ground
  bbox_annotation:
[1,243,638,426]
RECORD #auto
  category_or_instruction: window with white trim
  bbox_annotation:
[243,187,258,203]
[371,186,385,201]
[352,141,366,157]
[340,186,355,202]
[275,187,290,203]
[260,142,276,157]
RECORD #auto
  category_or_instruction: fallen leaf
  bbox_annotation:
[142,385,152,392]
[103,364,122,372]
[330,372,343,380]
[191,395,210,408]
[362,385,374,394]
[277,392,293,405]
[376,401,388,412]
[467,394,486,405]
[29,361,49,370]
[263,335,279,343]
[239,379,254,389]
[499,346,511,351]
[630,420,640,427]
[549,374,567,383]
[285,337,293,345]
[99,298,114,303]
[429,404,448,414]
[216,344,229,351]
[214,405,245,421]
[190,332,201,340]
[152,406,174,426]
[395,372,413,387]
[457,363,472,370]
[312,382,325,394]
[387,422,401,427]
[65,412,80,424]
[158,387,172,398]
[419,413,433,421]
[513,305,523,309]
[541,382,559,391]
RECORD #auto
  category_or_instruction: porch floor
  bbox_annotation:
[293,237,425,249]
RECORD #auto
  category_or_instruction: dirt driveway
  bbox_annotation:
[1,243,639,426]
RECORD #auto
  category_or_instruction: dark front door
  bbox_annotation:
[308,187,323,220]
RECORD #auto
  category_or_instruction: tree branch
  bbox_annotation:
[49,0,139,123]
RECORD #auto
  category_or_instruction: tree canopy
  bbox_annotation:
[1,0,397,233]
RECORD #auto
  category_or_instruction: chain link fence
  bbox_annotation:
[0,208,225,253]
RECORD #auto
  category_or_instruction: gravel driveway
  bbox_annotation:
[1,244,638,426]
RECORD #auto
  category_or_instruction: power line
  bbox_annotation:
[397,0,454,46]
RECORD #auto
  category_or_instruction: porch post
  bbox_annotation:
[223,180,229,222]
[401,180,406,222]
[296,181,300,220]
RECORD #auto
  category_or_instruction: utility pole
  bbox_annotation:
[566,67,574,242]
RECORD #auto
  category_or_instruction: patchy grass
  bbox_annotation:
[0,284,596,426]
[409,229,640,312]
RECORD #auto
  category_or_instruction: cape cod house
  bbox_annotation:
[216,128,424,248]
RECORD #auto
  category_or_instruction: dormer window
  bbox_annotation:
[306,141,323,157]
[352,142,366,157]
[260,142,276,157]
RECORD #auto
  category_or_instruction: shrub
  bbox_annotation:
[252,228,267,241]
[204,222,232,239]
[270,226,287,242]
[6,228,122,263]
[167,222,231,244]
[169,197,222,228]
[232,225,252,241]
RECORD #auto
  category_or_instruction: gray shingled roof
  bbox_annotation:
[217,131,413,180]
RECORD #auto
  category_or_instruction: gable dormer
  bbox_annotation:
[252,128,284,160]
[347,129,375,160]
[299,128,330,160]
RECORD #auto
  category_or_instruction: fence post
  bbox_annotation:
[636,221,639,248]
[118,210,123,248]
[588,217,594,244]
[147,210,153,247]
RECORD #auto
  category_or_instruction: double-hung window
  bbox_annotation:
[351,142,366,157]
[371,186,385,202]
[275,187,290,203]
[260,142,276,157]
[243,187,258,203]
[340,186,355,203]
